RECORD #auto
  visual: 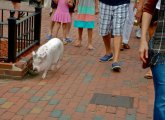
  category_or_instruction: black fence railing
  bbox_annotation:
[0,7,41,62]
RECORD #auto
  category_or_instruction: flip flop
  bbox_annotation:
[144,73,153,79]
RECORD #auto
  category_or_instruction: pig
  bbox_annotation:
[32,38,64,79]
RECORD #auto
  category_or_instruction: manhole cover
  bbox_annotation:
[90,93,134,108]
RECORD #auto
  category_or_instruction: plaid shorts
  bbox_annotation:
[99,2,129,36]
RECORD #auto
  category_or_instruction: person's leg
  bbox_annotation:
[87,28,94,50]
[12,1,20,9]
[46,8,56,40]
[62,23,67,39]
[122,3,134,48]
[54,22,61,37]
[11,1,21,18]
[151,62,165,120]
[99,2,113,62]
[102,34,112,55]
[66,13,72,40]
[111,4,129,71]
[113,36,122,62]
[74,28,83,47]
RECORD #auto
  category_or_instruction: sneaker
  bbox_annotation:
[99,54,113,62]
[45,34,52,40]
[63,38,68,45]
[136,28,141,39]
[65,37,73,43]
[112,62,121,72]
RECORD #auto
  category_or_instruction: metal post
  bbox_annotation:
[8,10,17,62]
[34,6,42,45]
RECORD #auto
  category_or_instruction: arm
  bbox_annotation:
[139,12,152,63]
[139,0,158,63]
[135,0,145,24]
[95,0,99,15]
[74,0,79,12]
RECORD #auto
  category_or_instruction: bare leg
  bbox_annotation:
[54,22,61,37]
[74,28,83,47]
[62,23,67,39]
[102,34,112,55]
[113,36,122,62]
[12,2,20,17]
[87,28,94,50]
[66,13,72,38]
[48,9,56,36]
[48,21,55,36]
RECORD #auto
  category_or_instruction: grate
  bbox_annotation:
[90,93,134,108]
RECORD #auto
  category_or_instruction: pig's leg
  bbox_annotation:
[51,64,55,71]
[42,69,48,79]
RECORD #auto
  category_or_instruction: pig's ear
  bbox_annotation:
[40,52,47,59]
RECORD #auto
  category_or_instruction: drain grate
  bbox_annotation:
[90,93,134,108]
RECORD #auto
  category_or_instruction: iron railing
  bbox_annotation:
[0,7,41,62]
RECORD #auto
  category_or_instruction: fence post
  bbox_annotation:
[34,7,42,45]
[8,10,17,62]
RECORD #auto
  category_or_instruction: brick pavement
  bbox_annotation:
[0,1,154,120]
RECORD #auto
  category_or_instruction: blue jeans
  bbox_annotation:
[151,61,165,120]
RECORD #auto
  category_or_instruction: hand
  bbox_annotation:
[74,7,78,12]
[95,8,99,15]
[68,0,73,7]
[139,38,148,63]
[135,9,143,24]
[54,0,58,4]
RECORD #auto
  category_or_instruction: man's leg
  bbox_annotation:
[113,36,122,62]
[99,2,113,62]
[151,62,165,120]
[122,3,135,49]
[111,4,129,71]
[102,34,112,55]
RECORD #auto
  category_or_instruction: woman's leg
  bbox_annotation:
[12,1,21,17]
[62,23,67,39]
[66,13,72,39]
[87,28,94,50]
[151,63,165,120]
[74,28,83,47]
[54,22,61,37]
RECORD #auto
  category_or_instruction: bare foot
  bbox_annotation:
[87,45,95,50]
[74,40,82,47]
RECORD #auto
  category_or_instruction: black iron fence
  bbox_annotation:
[0,7,41,62]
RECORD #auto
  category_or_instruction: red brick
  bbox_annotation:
[0,69,5,75]
[23,114,37,120]
[106,106,117,114]
[0,62,12,69]
[0,111,15,120]
[15,61,27,70]
[86,104,96,112]
[11,115,24,120]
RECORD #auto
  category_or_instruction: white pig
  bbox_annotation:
[32,38,64,79]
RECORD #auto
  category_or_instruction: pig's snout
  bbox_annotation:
[33,67,39,73]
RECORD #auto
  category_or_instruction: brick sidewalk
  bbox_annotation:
[0,1,154,120]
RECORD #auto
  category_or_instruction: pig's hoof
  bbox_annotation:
[42,74,46,79]
[28,69,39,76]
